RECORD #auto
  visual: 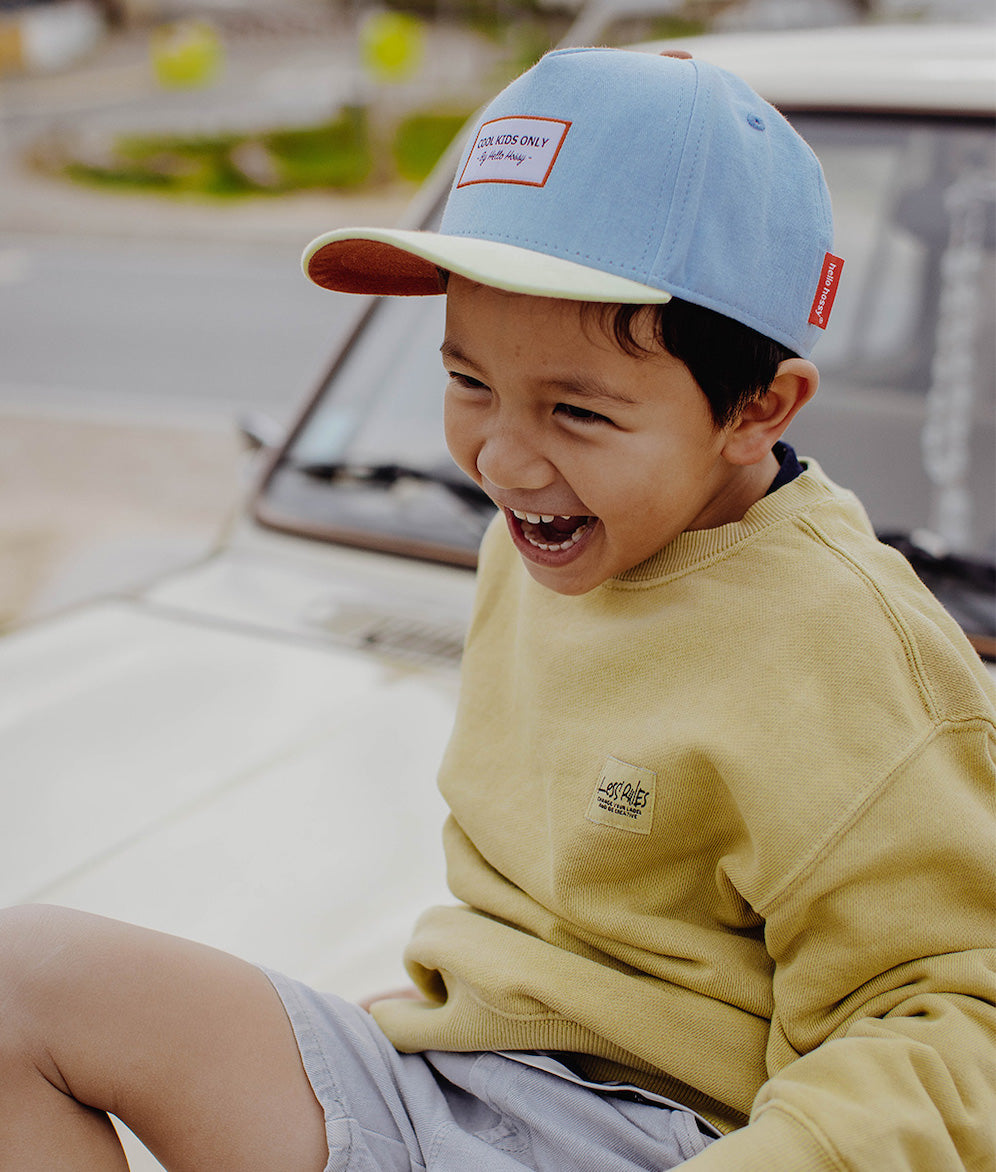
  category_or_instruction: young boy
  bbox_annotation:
[1,47,994,1172]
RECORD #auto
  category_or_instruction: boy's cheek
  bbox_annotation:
[442,406,477,480]
[444,439,481,488]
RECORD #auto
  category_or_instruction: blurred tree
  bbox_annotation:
[360,10,425,82]
[150,18,223,89]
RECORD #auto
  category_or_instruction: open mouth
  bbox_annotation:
[509,508,595,552]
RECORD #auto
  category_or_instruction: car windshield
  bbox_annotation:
[256,111,995,573]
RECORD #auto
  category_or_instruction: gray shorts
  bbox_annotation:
[262,967,718,1172]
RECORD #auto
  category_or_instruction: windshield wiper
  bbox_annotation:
[293,459,494,512]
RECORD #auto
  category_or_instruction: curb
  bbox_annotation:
[0,159,414,246]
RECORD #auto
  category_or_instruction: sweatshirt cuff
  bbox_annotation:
[683,1106,841,1172]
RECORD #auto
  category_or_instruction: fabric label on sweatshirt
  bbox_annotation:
[586,757,656,835]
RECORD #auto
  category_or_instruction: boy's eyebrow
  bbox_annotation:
[440,339,641,407]
[439,339,476,368]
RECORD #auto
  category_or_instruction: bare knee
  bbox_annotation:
[0,904,93,1089]
[2,906,329,1169]
[0,905,167,1114]
[0,903,73,1012]
[0,907,135,1166]
[0,903,93,999]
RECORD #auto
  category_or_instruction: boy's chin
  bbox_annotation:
[517,550,610,596]
[524,569,603,596]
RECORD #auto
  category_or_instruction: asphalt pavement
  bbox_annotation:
[0,11,496,629]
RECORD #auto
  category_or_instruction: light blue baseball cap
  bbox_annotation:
[303,46,839,356]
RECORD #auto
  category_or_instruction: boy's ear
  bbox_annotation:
[721,359,819,466]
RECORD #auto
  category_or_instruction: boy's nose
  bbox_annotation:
[475,426,554,493]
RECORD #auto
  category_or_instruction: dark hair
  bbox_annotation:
[584,299,797,428]
[436,269,796,427]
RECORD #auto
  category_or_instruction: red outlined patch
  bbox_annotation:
[809,253,844,329]
[457,116,571,188]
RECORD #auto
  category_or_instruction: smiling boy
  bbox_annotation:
[298,46,996,1170]
[0,45,993,1172]
[440,276,816,595]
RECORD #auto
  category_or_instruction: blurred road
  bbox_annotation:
[0,10,493,627]
[0,233,355,424]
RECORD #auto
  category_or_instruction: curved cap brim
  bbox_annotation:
[302,227,674,304]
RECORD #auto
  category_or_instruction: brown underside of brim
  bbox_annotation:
[306,239,442,296]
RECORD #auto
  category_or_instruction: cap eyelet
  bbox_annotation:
[747,114,766,131]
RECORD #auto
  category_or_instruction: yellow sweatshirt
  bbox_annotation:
[374,462,996,1170]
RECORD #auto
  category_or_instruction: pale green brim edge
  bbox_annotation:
[302,227,674,304]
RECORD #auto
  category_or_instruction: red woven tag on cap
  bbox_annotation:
[809,253,844,329]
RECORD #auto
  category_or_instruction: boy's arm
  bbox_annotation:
[685,719,996,1172]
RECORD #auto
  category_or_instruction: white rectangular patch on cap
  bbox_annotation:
[457,116,570,188]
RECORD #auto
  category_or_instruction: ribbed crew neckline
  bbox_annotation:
[608,462,838,587]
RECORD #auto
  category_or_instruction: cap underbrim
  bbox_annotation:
[302,228,674,304]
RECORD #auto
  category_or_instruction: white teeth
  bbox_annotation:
[510,508,576,523]
[509,506,591,551]
[522,522,590,552]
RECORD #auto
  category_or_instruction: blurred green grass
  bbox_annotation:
[60,104,472,197]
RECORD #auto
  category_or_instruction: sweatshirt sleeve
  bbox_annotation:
[685,718,996,1171]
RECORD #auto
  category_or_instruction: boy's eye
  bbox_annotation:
[447,371,488,390]
[556,402,611,425]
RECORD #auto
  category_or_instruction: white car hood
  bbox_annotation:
[0,539,471,995]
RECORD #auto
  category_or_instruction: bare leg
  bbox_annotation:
[0,904,329,1171]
